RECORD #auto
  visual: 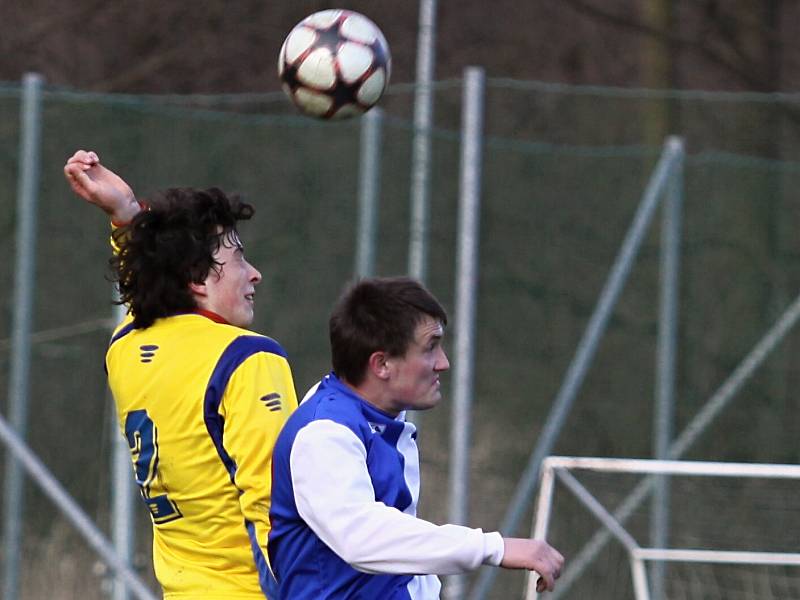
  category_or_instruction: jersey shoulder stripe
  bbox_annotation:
[109,321,136,346]
[203,334,289,483]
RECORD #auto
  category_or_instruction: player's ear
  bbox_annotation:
[367,351,391,381]
[189,281,208,299]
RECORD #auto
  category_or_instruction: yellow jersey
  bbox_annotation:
[106,310,297,599]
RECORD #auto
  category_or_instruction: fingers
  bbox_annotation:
[66,149,99,167]
[535,565,559,591]
[536,572,555,592]
[534,543,564,593]
[63,163,83,186]
[552,548,565,573]
[535,565,561,593]
[64,149,102,200]
[64,150,100,183]
[63,161,90,184]
[63,162,96,202]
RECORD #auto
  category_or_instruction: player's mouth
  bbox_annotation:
[245,292,255,303]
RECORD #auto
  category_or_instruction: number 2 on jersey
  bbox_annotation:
[124,410,183,524]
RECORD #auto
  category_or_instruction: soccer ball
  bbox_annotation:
[278,9,391,120]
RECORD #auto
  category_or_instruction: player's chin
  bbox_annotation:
[233,308,255,328]
[422,391,442,410]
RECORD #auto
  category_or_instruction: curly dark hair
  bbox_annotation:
[110,187,254,329]
[329,277,448,386]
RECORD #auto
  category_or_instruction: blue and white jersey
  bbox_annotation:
[268,372,504,599]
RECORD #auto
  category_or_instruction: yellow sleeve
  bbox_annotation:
[218,350,298,569]
[110,222,125,254]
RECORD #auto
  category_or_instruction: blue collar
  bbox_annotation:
[322,372,406,425]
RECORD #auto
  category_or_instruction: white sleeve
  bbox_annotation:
[290,419,505,575]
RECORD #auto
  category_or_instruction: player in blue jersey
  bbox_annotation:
[64,150,297,599]
[269,277,564,599]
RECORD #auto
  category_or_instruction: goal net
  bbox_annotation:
[527,456,800,600]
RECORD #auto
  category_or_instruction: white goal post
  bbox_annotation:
[526,456,800,600]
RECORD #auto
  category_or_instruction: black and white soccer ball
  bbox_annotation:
[278,9,391,120]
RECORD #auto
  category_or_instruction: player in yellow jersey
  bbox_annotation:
[64,150,297,599]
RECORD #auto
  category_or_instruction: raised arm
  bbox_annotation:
[63,150,140,225]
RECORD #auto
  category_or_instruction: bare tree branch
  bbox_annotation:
[4,0,109,51]
[89,45,189,92]
[559,0,773,90]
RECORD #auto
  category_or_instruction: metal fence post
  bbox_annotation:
[111,301,136,600]
[443,66,485,600]
[407,0,437,283]
[2,71,43,600]
[650,136,684,600]
[354,108,384,279]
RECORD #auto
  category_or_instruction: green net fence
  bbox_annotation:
[1,78,800,598]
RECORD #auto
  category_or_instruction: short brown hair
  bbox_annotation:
[329,277,448,385]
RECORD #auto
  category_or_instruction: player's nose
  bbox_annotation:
[248,261,262,285]
[435,347,450,372]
